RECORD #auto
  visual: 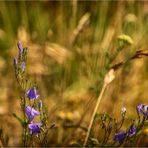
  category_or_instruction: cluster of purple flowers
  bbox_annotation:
[26,87,42,135]
[14,42,43,136]
[114,123,136,144]
[14,42,147,146]
[114,104,148,144]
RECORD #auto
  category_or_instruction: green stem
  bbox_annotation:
[22,92,27,147]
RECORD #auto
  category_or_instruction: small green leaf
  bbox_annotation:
[12,113,25,126]
[90,138,99,144]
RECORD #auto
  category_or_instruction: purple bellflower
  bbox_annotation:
[137,104,143,114]
[28,123,42,135]
[27,87,40,100]
[26,106,39,121]
[127,124,136,136]
[137,104,148,117]
[114,132,126,144]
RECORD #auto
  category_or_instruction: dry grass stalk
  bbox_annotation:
[84,69,115,146]
[71,12,90,44]
[71,0,77,18]
[45,43,71,64]
[101,26,115,49]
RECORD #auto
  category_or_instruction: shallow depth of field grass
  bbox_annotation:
[0,1,148,146]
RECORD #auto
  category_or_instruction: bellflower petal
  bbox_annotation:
[27,87,40,100]
[127,124,136,136]
[114,132,126,144]
[137,104,143,114]
[26,106,39,121]
[137,104,148,117]
[28,123,42,135]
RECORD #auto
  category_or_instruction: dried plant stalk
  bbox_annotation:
[71,12,90,44]
[84,69,115,146]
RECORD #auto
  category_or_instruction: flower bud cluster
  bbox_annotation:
[13,41,27,86]
[14,42,44,138]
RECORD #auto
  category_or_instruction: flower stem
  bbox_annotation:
[84,83,107,146]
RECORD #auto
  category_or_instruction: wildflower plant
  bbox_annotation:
[85,105,148,147]
[12,41,148,147]
[13,41,48,146]
[83,35,148,147]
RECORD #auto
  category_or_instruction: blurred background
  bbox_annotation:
[0,1,148,146]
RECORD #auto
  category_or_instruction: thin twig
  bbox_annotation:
[110,50,148,71]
